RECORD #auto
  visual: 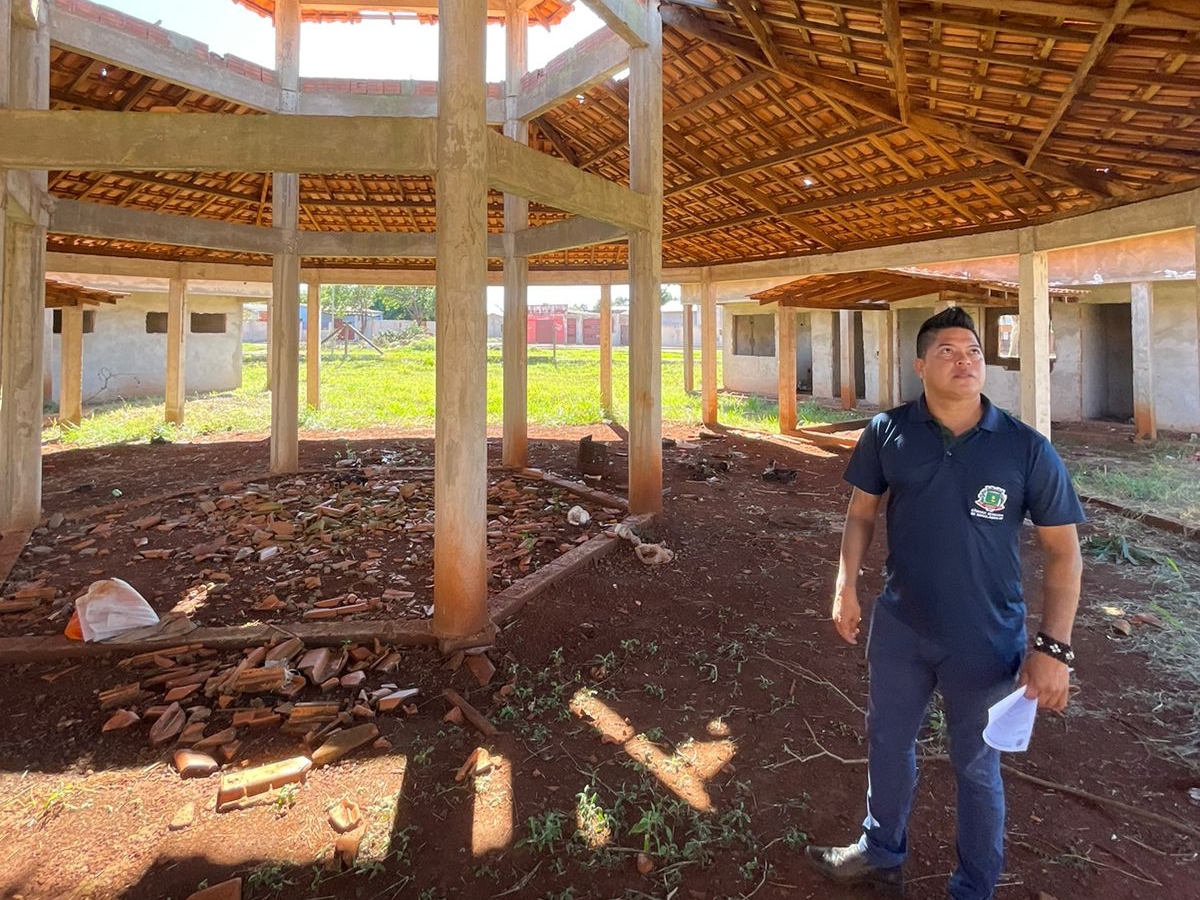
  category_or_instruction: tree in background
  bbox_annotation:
[320,285,436,323]
[611,287,677,308]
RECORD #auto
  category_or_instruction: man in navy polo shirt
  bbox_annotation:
[804,307,1084,899]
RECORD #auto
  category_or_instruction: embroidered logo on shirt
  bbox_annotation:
[971,485,1008,521]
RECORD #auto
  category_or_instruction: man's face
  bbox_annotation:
[914,326,986,398]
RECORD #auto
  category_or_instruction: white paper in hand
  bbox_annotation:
[982,686,1038,752]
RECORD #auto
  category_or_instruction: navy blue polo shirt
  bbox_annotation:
[844,394,1085,657]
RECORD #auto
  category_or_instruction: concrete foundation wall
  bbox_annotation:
[48,293,243,404]
[1147,282,1199,430]
[721,301,776,395]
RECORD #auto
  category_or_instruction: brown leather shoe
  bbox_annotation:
[804,843,905,895]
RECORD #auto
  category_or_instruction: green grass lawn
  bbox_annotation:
[43,338,854,448]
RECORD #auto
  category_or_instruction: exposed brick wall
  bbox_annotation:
[60,0,279,86]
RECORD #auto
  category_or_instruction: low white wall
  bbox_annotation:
[721,301,776,395]
[48,293,243,404]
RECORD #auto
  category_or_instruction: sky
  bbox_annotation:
[95,1,674,310]
[97,0,607,82]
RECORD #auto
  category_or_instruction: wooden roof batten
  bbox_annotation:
[22,0,1200,272]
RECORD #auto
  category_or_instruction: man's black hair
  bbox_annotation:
[915,307,980,358]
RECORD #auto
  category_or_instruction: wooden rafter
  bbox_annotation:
[661,5,1117,197]
[728,0,783,69]
[1025,0,1135,168]
[879,0,909,122]
[532,115,581,167]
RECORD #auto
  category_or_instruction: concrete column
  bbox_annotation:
[1130,282,1156,440]
[58,305,83,425]
[433,0,490,642]
[501,0,529,468]
[839,309,856,410]
[1195,226,1200,426]
[777,305,797,431]
[599,278,613,418]
[305,278,321,410]
[1,3,49,531]
[680,286,696,394]
[1,221,45,530]
[0,0,11,109]
[1018,246,1052,437]
[165,276,187,425]
[871,309,895,408]
[270,0,301,472]
[811,311,835,399]
[700,270,718,425]
[626,6,664,515]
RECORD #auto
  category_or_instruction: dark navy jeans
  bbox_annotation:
[856,602,1021,900]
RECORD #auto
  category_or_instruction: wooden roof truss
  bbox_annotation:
[39,1,1200,271]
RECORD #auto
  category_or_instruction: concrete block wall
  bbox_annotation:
[47,293,244,405]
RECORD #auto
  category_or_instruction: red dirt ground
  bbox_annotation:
[0,425,1196,900]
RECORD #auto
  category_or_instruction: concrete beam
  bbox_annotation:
[298,84,506,123]
[515,28,629,120]
[49,4,280,111]
[514,216,626,257]
[47,252,270,282]
[486,130,651,232]
[52,198,281,255]
[45,252,629,286]
[698,188,1200,283]
[0,111,438,174]
[578,0,648,48]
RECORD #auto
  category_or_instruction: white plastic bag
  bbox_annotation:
[75,578,159,642]
[567,505,591,526]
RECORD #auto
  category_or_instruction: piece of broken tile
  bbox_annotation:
[178,721,207,744]
[174,749,219,779]
[311,723,380,768]
[327,798,362,834]
[334,823,366,868]
[148,702,186,748]
[217,756,311,806]
[465,654,496,686]
[193,727,237,750]
[185,877,242,900]
[102,709,140,732]
[377,688,419,713]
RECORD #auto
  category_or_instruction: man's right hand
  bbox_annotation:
[831,586,862,644]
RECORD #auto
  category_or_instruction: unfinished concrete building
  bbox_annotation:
[2,0,1200,642]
